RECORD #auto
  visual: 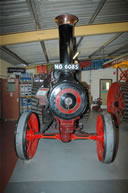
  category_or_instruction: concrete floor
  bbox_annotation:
[4,111,128,193]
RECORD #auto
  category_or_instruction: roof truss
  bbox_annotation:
[0,22,128,46]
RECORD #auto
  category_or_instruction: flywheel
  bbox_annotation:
[107,82,128,126]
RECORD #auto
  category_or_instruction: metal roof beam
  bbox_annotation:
[26,0,49,64]
[89,33,123,58]
[39,41,49,64]
[26,0,40,29]
[89,0,106,24]
[77,0,106,48]
[108,43,128,56]
[0,46,28,65]
[40,41,49,64]
[0,22,128,46]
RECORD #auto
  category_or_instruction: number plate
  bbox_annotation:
[54,64,79,70]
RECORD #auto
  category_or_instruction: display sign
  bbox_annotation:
[79,60,91,69]
[37,65,48,74]
[6,82,16,92]
[36,88,49,96]
[8,67,26,74]
[82,58,112,71]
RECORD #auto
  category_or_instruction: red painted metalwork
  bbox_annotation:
[56,88,81,114]
[120,69,128,81]
[55,116,80,142]
[96,114,104,161]
[25,113,39,159]
[107,82,125,126]
[25,132,100,141]
[24,114,104,144]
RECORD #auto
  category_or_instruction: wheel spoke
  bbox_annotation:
[30,119,35,132]
[26,141,32,153]
[28,121,33,131]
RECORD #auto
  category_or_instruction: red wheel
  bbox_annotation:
[107,82,128,126]
[96,114,104,162]
[96,113,118,163]
[15,112,39,160]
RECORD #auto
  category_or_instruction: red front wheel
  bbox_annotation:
[96,113,118,164]
[15,112,39,160]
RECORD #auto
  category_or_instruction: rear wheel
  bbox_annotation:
[96,113,118,164]
[107,82,128,126]
[15,112,39,160]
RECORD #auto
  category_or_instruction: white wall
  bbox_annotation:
[0,59,15,78]
[26,68,37,74]
[81,68,117,102]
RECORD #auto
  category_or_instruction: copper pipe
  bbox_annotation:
[54,14,78,26]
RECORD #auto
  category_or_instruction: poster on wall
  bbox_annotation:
[80,59,111,71]
[37,65,48,74]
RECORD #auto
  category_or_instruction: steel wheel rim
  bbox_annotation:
[24,113,39,159]
[96,114,104,161]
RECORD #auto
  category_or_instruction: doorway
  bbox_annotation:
[100,79,112,105]
[2,78,20,120]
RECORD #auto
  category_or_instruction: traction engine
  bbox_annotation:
[15,14,118,164]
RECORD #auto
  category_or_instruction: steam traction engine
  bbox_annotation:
[15,15,118,164]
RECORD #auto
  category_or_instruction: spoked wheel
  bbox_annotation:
[15,112,39,160]
[96,113,118,164]
[120,69,128,81]
[107,82,128,126]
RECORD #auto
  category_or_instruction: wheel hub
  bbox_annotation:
[114,101,119,108]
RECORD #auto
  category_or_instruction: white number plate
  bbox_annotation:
[54,64,79,70]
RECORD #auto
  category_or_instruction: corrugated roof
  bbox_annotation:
[94,0,128,24]
[0,0,128,65]
[38,0,101,29]
[94,32,128,56]
[78,34,115,58]
[45,39,59,62]
[0,49,21,65]
[7,42,46,64]
[0,0,35,35]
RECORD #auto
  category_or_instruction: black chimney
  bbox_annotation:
[54,14,78,65]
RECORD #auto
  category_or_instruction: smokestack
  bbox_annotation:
[54,14,78,65]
